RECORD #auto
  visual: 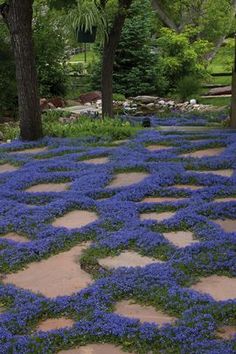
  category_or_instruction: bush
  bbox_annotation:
[177,76,201,101]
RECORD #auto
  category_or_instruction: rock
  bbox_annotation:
[158,100,166,105]
[146,103,155,110]
[208,86,231,96]
[79,91,102,104]
[49,97,66,108]
[190,99,197,105]
[133,96,158,104]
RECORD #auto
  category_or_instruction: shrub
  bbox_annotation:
[177,76,201,101]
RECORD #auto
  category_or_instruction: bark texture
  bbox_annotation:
[1,0,42,140]
[230,36,236,128]
[101,0,132,118]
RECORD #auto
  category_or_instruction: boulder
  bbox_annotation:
[133,96,158,104]
[79,91,102,104]
[208,86,231,96]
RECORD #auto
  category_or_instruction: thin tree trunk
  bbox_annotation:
[101,0,132,118]
[230,36,236,128]
[1,0,42,140]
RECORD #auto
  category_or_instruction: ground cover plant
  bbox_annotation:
[0,123,235,353]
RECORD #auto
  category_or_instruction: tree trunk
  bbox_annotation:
[230,36,236,128]
[1,0,42,140]
[101,0,132,118]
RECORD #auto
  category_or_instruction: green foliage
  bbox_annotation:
[177,76,201,101]
[33,2,69,97]
[155,28,211,95]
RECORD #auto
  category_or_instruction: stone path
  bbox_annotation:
[1,134,236,352]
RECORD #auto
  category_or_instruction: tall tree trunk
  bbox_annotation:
[230,36,236,128]
[101,0,132,118]
[1,0,42,141]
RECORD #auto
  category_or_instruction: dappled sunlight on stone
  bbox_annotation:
[52,210,98,229]
[99,251,162,269]
[36,318,74,332]
[26,182,70,193]
[3,243,92,298]
[115,301,176,326]
[163,231,198,248]
[191,275,236,301]
[108,172,149,188]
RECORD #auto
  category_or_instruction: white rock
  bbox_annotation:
[158,100,166,105]
[190,99,197,105]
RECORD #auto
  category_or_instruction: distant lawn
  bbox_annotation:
[208,38,234,74]
[199,96,230,107]
[70,51,97,63]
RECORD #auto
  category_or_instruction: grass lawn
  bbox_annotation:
[69,50,97,63]
[208,38,234,74]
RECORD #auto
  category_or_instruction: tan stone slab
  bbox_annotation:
[82,157,109,165]
[181,147,225,158]
[115,301,176,326]
[26,183,70,193]
[191,275,236,301]
[59,344,128,354]
[12,147,47,154]
[214,197,236,203]
[37,318,74,332]
[140,211,176,222]
[172,184,203,191]
[193,169,233,177]
[108,172,149,188]
[1,232,30,243]
[163,231,198,248]
[217,326,236,340]
[141,197,186,203]
[52,210,98,229]
[0,163,18,173]
[99,251,161,269]
[146,144,172,152]
[3,243,92,298]
[214,219,236,233]
[112,140,129,145]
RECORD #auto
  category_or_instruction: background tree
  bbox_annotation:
[0,0,42,141]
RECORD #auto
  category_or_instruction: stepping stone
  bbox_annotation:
[140,211,176,222]
[112,139,129,145]
[82,157,109,165]
[37,317,74,332]
[115,301,176,326]
[11,147,47,154]
[172,184,203,191]
[141,196,186,203]
[191,275,236,301]
[59,344,128,354]
[146,145,172,152]
[181,147,225,158]
[3,243,92,297]
[193,169,233,177]
[163,231,198,248]
[99,251,161,269]
[214,197,236,203]
[217,326,236,340]
[26,182,70,193]
[1,232,30,243]
[108,172,149,188]
[0,163,18,173]
[52,210,98,229]
[214,219,236,233]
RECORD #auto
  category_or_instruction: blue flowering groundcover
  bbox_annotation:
[0,125,236,354]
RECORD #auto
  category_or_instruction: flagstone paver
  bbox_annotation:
[99,251,161,269]
[181,147,225,158]
[11,147,47,154]
[191,275,236,301]
[115,301,176,326]
[140,211,176,222]
[37,318,74,332]
[172,184,203,190]
[26,182,70,193]
[52,210,98,229]
[108,172,149,188]
[192,169,233,177]
[1,232,30,243]
[214,197,236,203]
[3,243,92,297]
[59,344,129,354]
[146,144,172,151]
[214,219,236,232]
[82,157,109,165]
[216,326,236,340]
[163,231,198,248]
[140,196,186,203]
[0,163,18,173]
